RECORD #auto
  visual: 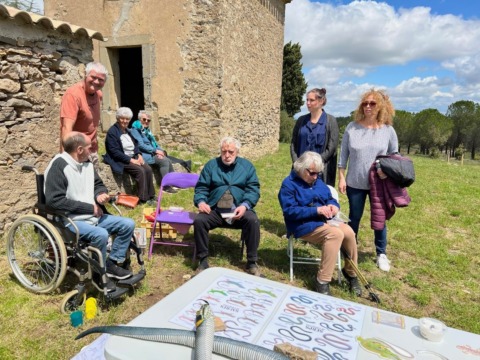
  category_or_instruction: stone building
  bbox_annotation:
[0,5,103,232]
[44,0,291,158]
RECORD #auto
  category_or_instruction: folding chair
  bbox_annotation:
[287,235,342,283]
[286,185,343,283]
[148,172,200,259]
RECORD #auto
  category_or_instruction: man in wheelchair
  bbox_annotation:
[44,132,134,292]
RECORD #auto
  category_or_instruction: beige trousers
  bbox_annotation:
[301,222,358,282]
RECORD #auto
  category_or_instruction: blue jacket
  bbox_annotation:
[129,120,162,165]
[194,157,260,210]
[103,123,141,174]
[278,170,339,238]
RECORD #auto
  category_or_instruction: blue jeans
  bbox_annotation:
[69,215,135,266]
[346,186,387,255]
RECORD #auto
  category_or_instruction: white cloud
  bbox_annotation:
[442,54,480,84]
[286,0,480,68]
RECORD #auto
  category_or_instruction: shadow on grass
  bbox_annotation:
[260,217,287,237]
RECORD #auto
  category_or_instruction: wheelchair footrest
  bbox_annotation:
[117,272,145,287]
[106,286,129,299]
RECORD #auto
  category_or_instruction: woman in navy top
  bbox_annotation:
[291,88,339,186]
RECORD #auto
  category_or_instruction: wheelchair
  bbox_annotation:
[6,166,146,313]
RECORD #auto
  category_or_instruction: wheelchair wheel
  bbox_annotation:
[60,290,86,314]
[7,214,68,294]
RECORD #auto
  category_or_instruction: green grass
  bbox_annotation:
[1,144,479,358]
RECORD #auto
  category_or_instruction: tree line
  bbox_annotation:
[280,42,480,160]
[335,101,480,160]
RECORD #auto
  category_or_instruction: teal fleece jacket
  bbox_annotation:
[194,157,260,210]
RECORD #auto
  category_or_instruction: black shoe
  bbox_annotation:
[106,259,133,280]
[163,186,178,194]
[245,263,261,277]
[93,273,116,293]
[196,257,209,273]
[342,268,362,297]
[145,199,157,206]
[314,278,331,295]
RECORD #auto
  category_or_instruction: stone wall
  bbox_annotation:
[159,0,286,158]
[0,17,94,233]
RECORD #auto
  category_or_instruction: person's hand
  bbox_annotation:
[130,157,142,165]
[317,205,334,219]
[338,179,346,195]
[198,202,211,214]
[156,150,165,159]
[328,205,339,217]
[138,154,145,165]
[377,168,387,180]
[232,205,247,220]
[93,204,103,217]
[96,193,110,205]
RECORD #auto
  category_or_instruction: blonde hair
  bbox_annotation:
[354,89,395,126]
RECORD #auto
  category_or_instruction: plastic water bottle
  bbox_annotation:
[85,297,97,320]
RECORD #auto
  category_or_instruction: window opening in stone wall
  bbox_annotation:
[117,46,144,126]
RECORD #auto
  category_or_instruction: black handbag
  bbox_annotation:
[376,153,415,187]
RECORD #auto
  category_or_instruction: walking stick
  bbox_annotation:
[340,247,381,304]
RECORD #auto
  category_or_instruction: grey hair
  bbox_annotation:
[138,110,150,119]
[63,131,88,154]
[293,151,324,174]
[116,107,133,120]
[307,88,327,106]
[220,136,241,152]
[85,62,108,81]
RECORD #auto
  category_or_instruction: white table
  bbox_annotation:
[104,267,480,359]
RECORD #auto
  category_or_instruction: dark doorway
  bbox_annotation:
[118,47,144,126]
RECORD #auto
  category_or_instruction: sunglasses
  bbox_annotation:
[362,101,377,107]
[142,118,151,123]
[305,169,320,177]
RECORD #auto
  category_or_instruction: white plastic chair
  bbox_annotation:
[286,185,343,283]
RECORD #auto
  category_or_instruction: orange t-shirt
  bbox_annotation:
[60,81,102,152]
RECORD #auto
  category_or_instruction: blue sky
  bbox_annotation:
[285,0,480,116]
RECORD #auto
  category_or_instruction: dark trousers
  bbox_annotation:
[151,156,174,179]
[124,163,155,202]
[346,186,387,255]
[193,210,260,262]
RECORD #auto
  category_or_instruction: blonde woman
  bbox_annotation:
[338,89,398,272]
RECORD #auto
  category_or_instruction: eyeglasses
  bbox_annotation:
[305,169,320,177]
[362,101,377,107]
[142,118,151,123]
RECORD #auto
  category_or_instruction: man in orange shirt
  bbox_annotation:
[60,62,108,168]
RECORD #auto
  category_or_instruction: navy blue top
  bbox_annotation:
[296,112,327,157]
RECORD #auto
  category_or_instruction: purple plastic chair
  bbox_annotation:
[148,172,200,259]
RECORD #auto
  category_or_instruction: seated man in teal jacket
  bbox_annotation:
[193,136,261,276]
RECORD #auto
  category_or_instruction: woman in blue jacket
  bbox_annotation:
[278,151,360,297]
[130,110,176,193]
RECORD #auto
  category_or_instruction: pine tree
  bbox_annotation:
[281,42,308,117]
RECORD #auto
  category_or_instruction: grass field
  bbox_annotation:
[0,143,479,359]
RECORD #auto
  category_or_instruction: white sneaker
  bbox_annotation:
[376,254,391,272]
